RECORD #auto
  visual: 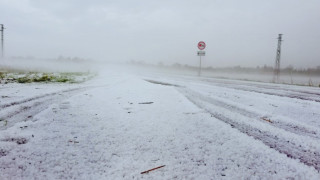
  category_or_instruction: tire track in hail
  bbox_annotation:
[0,87,84,109]
[164,76,320,102]
[198,79,320,102]
[178,87,320,172]
[0,86,89,130]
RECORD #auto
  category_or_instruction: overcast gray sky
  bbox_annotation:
[1,0,320,68]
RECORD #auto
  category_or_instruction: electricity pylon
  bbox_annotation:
[0,24,4,58]
[273,34,283,83]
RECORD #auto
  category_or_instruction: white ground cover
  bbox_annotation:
[0,68,320,179]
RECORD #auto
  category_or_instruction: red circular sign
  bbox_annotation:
[198,41,206,50]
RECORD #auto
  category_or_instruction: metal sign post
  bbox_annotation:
[199,54,201,76]
[197,41,206,76]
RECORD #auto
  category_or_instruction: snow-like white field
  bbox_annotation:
[1,66,320,179]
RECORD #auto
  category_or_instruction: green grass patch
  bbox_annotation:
[0,71,96,84]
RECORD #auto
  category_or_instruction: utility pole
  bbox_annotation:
[0,24,4,58]
[273,34,283,83]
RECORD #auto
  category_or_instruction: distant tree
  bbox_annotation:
[58,55,64,60]
[172,63,182,68]
[285,65,294,70]
[157,62,164,67]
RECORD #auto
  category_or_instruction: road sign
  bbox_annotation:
[196,41,206,76]
[198,41,206,50]
[197,51,205,56]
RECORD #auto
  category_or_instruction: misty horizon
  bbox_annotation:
[1,0,320,69]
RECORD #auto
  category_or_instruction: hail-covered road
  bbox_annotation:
[1,68,320,179]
